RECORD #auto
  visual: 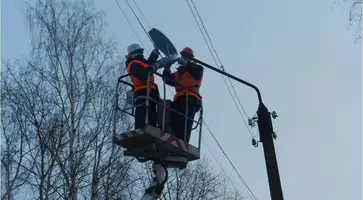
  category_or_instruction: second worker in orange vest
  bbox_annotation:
[162,47,203,143]
[126,44,161,129]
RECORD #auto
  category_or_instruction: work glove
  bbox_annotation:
[163,57,174,71]
[159,55,178,68]
[176,57,187,65]
[150,63,160,71]
[151,48,160,56]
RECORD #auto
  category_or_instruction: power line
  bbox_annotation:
[191,0,252,124]
[124,0,156,48]
[202,138,244,198]
[202,121,258,200]
[185,0,218,67]
[189,0,251,121]
[184,1,258,198]
[130,0,152,30]
[126,0,167,60]
[189,0,224,69]
[185,0,256,138]
[115,0,148,54]
[189,0,251,119]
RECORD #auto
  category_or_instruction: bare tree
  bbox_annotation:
[165,157,245,200]
[2,0,251,199]
[132,157,246,200]
[2,59,80,200]
[334,0,362,42]
[348,0,362,42]
[2,0,137,199]
[1,66,33,200]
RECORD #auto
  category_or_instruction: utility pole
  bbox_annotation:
[256,102,284,200]
[192,58,284,200]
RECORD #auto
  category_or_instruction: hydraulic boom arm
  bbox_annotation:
[140,162,168,200]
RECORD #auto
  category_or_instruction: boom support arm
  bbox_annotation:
[140,162,168,200]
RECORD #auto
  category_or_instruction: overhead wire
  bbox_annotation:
[124,0,156,48]
[130,0,152,30]
[115,0,148,54]
[202,138,244,198]
[187,0,253,135]
[202,121,258,200]
[190,0,250,118]
[189,0,224,71]
[185,0,256,138]
[184,0,259,199]
[116,0,171,98]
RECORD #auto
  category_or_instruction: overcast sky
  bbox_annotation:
[2,0,362,199]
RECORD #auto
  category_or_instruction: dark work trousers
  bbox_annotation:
[134,89,160,129]
[171,95,201,143]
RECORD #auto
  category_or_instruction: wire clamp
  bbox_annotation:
[248,116,258,127]
[252,137,260,147]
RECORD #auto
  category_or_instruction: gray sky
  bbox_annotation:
[2,0,362,200]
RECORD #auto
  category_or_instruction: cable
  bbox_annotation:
[202,121,258,200]
[185,0,256,138]
[115,0,148,54]
[188,0,250,117]
[184,1,258,198]
[124,0,156,48]
[189,0,223,70]
[188,0,251,120]
[130,0,152,30]
[202,138,244,198]
[126,0,167,60]
[190,0,250,119]
[185,0,218,67]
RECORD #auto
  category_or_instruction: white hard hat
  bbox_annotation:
[127,44,144,55]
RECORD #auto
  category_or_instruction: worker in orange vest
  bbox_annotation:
[125,44,161,129]
[162,47,203,143]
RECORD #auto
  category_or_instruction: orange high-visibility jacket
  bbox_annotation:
[126,59,157,92]
[173,71,202,101]
[163,62,203,101]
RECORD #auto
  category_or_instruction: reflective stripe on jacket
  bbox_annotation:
[174,71,202,101]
